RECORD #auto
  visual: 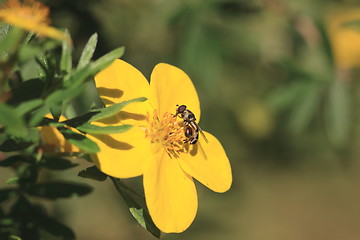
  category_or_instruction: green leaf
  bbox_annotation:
[66,46,124,89]
[342,19,360,31]
[18,39,60,64]
[0,23,9,42]
[0,103,28,138]
[7,78,44,106]
[90,46,124,73]
[45,84,85,105]
[26,181,93,199]
[9,235,22,240]
[64,64,92,89]
[17,164,38,184]
[77,124,132,134]
[77,33,98,70]
[58,127,100,153]
[9,196,74,239]
[39,214,75,240]
[267,81,309,111]
[0,188,16,203]
[288,83,322,134]
[28,105,49,127]
[49,102,63,121]
[0,155,34,167]
[62,98,146,128]
[6,177,19,185]
[316,20,333,67]
[111,178,160,238]
[0,137,33,152]
[78,165,107,181]
[40,157,78,170]
[60,30,72,80]
[325,80,351,148]
[130,208,147,228]
[0,27,24,56]
[15,99,43,116]
[89,97,147,122]
[61,112,98,128]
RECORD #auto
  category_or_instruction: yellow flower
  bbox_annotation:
[326,7,360,69]
[89,59,232,233]
[40,114,79,153]
[0,0,69,41]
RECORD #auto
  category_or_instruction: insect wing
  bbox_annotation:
[193,122,209,144]
[199,128,209,143]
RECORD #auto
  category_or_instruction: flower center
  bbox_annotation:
[0,0,50,25]
[144,110,188,158]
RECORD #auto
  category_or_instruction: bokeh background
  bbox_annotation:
[5,0,360,239]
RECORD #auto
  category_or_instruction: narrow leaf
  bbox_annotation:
[288,83,322,134]
[77,33,98,70]
[0,155,34,167]
[90,46,124,73]
[60,30,72,80]
[0,137,33,152]
[0,27,24,56]
[0,23,9,41]
[325,79,351,147]
[40,157,78,170]
[77,124,132,134]
[78,165,107,181]
[9,235,22,240]
[6,177,19,185]
[111,178,160,238]
[32,202,76,239]
[28,105,49,127]
[65,46,124,89]
[0,103,28,138]
[316,20,334,67]
[7,78,44,106]
[39,214,75,239]
[342,19,360,31]
[18,39,60,64]
[61,112,98,128]
[50,102,62,121]
[89,97,147,122]
[15,99,43,116]
[26,181,93,199]
[130,208,147,228]
[58,127,100,153]
[0,188,16,203]
[45,85,85,105]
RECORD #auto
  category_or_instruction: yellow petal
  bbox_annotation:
[149,63,201,122]
[144,150,198,233]
[326,7,360,69]
[179,131,232,193]
[94,59,151,125]
[40,125,66,152]
[39,114,79,153]
[88,126,151,178]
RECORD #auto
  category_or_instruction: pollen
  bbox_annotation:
[0,0,69,41]
[144,110,188,158]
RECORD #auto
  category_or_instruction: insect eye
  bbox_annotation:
[177,105,186,113]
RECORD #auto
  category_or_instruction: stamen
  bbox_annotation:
[0,0,51,25]
[144,110,188,158]
[0,0,69,41]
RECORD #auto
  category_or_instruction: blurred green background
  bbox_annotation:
[5,0,360,239]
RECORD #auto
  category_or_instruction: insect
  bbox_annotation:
[175,105,208,144]
[184,124,199,144]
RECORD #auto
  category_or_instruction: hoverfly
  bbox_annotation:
[175,105,208,144]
